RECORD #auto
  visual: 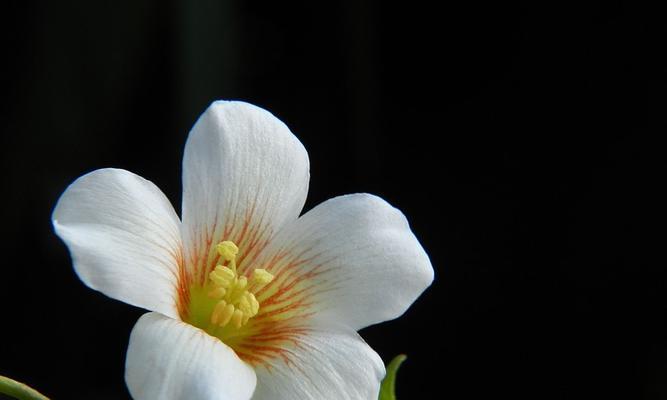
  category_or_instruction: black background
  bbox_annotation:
[1,1,666,399]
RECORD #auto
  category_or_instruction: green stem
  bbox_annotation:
[379,354,407,400]
[0,376,50,400]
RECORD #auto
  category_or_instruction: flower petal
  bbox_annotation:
[125,312,257,400]
[255,194,434,331]
[251,328,384,400]
[52,168,182,318]
[181,101,310,284]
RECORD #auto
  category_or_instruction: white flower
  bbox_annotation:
[52,101,434,400]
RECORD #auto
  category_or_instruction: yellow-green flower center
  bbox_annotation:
[185,241,274,339]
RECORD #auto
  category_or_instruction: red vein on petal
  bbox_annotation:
[221,245,340,368]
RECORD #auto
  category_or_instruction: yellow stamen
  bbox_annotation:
[250,268,274,290]
[205,240,275,329]
[231,309,244,328]
[211,300,228,325]
[218,303,235,327]
[207,286,226,299]
[217,241,239,260]
[238,293,252,315]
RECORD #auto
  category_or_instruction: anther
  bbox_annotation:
[231,309,244,328]
[210,266,235,285]
[211,300,228,325]
[208,287,226,299]
[217,241,239,261]
[218,303,235,327]
[250,268,275,291]
[206,240,277,329]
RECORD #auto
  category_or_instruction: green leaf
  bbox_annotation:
[378,354,407,400]
[0,375,50,400]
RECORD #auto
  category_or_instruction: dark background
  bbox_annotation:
[1,1,666,399]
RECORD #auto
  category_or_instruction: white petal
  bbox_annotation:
[126,312,257,400]
[256,194,434,331]
[181,101,310,283]
[52,168,183,318]
[252,328,384,400]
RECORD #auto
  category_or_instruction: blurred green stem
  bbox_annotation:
[379,354,407,400]
[0,376,49,400]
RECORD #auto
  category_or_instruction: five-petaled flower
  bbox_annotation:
[53,101,434,400]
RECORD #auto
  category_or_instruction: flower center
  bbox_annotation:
[207,241,274,328]
[185,241,274,338]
